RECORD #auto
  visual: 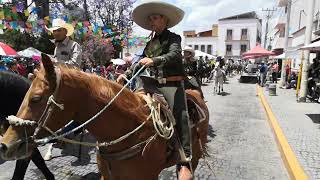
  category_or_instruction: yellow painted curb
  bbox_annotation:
[257,85,308,180]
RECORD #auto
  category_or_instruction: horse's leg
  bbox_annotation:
[44,143,54,161]
[31,148,55,180]
[12,158,30,180]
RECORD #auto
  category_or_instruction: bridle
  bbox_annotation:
[6,67,64,144]
[32,67,64,140]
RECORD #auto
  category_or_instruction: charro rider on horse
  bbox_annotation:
[117,1,193,179]
[183,46,204,98]
[48,18,82,67]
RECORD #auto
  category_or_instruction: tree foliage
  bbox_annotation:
[81,34,115,65]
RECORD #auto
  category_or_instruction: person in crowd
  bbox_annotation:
[284,64,290,86]
[183,46,204,98]
[7,61,18,74]
[116,1,193,178]
[16,59,27,77]
[271,61,279,83]
[286,71,297,89]
[43,19,83,161]
[246,61,253,73]
[48,18,82,67]
[308,52,320,78]
[259,61,267,87]
[105,61,115,80]
[0,60,7,71]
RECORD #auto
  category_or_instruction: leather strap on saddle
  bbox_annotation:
[158,76,186,84]
[166,76,186,81]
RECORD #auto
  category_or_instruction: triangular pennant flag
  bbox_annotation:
[24,10,30,17]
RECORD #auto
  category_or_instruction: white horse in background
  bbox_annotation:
[212,63,225,94]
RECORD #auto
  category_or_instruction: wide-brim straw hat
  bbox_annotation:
[47,19,74,36]
[132,1,185,31]
[183,46,195,56]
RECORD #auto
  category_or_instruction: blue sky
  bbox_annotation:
[133,0,278,37]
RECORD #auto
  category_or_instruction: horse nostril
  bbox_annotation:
[0,143,8,154]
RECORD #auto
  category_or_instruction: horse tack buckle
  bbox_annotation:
[158,78,166,84]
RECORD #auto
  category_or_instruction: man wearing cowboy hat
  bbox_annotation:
[183,46,197,76]
[183,46,204,98]
[117,1,192,179]
[48,18,82,67]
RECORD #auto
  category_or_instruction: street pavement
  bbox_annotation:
[262,85,320,180]
[0,75,289,180]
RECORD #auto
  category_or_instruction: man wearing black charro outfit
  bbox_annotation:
[117,2,192,179]
[183,46,204,98]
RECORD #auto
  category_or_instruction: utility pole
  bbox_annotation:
[279,0,292,87]
[299,0,316,102]
[262,8,277,49]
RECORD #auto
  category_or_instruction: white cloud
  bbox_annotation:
[132,0,278,41]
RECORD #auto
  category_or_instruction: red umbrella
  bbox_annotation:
[242,55,264,60]
[242,45,275,57]
[0,42,17,56]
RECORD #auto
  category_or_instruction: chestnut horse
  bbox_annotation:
[0,71,54,180]
[0,54,209,180]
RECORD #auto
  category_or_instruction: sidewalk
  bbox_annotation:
[261,86,320,180]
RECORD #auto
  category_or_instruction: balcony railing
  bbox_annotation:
[240,51,246,55]
[226,35,232,40]
[226,51,233,56]
[241,35,248,40]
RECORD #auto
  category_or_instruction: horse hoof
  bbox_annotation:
[44,153,52,161]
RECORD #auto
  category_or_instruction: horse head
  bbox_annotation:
[0,54,79,160]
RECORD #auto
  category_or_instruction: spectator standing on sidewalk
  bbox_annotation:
[259,61,267,86]
[285,64,290,85]
[271,61,279,83]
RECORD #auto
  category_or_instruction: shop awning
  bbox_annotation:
[242,45,275,57]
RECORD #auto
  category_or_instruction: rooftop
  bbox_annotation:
[219,11,259,21]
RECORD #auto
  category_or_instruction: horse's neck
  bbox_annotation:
[70,72,148,142]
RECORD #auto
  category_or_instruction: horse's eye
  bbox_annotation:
[30,96,42,103]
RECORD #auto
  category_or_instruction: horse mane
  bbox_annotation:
[0,71,31,119]
[56,65,148,122]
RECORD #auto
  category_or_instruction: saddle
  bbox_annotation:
[136,80,207,163]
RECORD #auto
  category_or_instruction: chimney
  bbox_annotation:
[212,24,218,37]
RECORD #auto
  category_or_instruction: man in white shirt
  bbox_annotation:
[48,19,82,67]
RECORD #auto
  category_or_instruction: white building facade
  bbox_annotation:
[274,0,320,71]
[184,36,218,56]
[218,12,262,59]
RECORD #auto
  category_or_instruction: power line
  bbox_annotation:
[262,7,277,49]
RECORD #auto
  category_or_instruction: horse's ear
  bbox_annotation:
[41,53,55,76]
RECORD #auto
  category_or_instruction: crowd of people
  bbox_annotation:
[0,56,40,78]
[256,59,298,89]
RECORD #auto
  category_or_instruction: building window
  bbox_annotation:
[280,27,285,37]
[240,44,247,54]
[226,45,232,52]
[257,30,261,44]
[194,45,199,50]
[201,45,205,52]
[226,45,232,56]
[226,29,232,40]
[241,29,248,40]
[207,45,212,55]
